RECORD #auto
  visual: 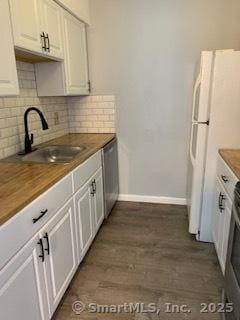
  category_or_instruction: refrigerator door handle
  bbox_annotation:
[192,74,201,123]
[190,123,197,166]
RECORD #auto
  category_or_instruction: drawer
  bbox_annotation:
[0,173,73,270]
[73,150,102,192]
[217,155,238,200]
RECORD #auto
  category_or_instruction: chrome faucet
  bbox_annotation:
[23,107,49,154]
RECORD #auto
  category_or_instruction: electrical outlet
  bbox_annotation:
[54,112,59,125]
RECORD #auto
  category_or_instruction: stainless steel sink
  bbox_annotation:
[21,145,88,164]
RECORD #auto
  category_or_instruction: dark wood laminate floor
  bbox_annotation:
[53,202,223,320]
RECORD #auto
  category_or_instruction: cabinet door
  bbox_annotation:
[55,0,90,24]
[212,179,232,274]
[9,0,43,54]
[74,179,95,263]
[62,10,90,95]
[42,199,77,316]
[40,0,63,59]
[93,168,105,233]
[221,201,232,273]
[0,235,48,320]
[212,180,224,260]
[0,0,19,96]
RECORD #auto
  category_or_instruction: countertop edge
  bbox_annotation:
[219,149,240,180]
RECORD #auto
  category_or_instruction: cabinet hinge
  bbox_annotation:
[88,80,91,93]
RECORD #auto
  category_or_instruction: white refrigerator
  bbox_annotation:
[187,49,240,242]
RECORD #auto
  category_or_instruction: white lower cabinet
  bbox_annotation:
[74,178,95,262]
[0,235,48,320]
[213,155,238,274]
[0,151,106,319]
[221,203,231,271]
[213,179,232,273]
[213,180,223,255]
[41,199,77,316]
[74,167,104,263]
[213,179,230,273]
[93,168,105,233]
[0,199,77,320]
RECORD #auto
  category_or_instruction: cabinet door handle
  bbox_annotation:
[93,179,96,194]
[40,32,46,51]
[221,175,229,183]
[90,182,95,196]
[218,192,226,212]
[44,233,50,255]
[88,80,91,93]
[45,33,50,52]
[33,209,48,224]
[37,238,45,262]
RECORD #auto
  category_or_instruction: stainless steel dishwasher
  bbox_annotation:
[102,138,119,218]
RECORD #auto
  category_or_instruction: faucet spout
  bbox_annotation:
[23,107,49,154]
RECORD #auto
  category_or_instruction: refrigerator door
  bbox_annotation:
[187,51,213,235]
[188,122,208,234]
[192,51,214,123]
[199,49,240,242]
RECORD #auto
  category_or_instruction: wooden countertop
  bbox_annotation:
[219,149,240,180]
[0,133,115,226]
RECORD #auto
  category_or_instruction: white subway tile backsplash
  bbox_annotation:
[0,61,116,159]
[67,95,116,134]
[0,61,69,159]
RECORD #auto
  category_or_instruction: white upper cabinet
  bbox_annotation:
[62,9,89,95]
[39,0,64,59]
[0,0,19,96]
[9,0,63,60]
[35,8,90,96]
[55,0,90,24]
[9,0,42,54]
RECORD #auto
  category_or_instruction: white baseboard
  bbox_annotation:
[118,194,187,205]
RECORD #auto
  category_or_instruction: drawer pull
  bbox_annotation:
[37,238,45,262]
[221,175,229,183]
[33,209,48,224]
[44,233,50,255]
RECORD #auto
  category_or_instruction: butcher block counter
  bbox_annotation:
[0,133,115,226]
[219,149,240,181]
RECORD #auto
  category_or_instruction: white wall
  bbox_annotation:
[87,0,240,200]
